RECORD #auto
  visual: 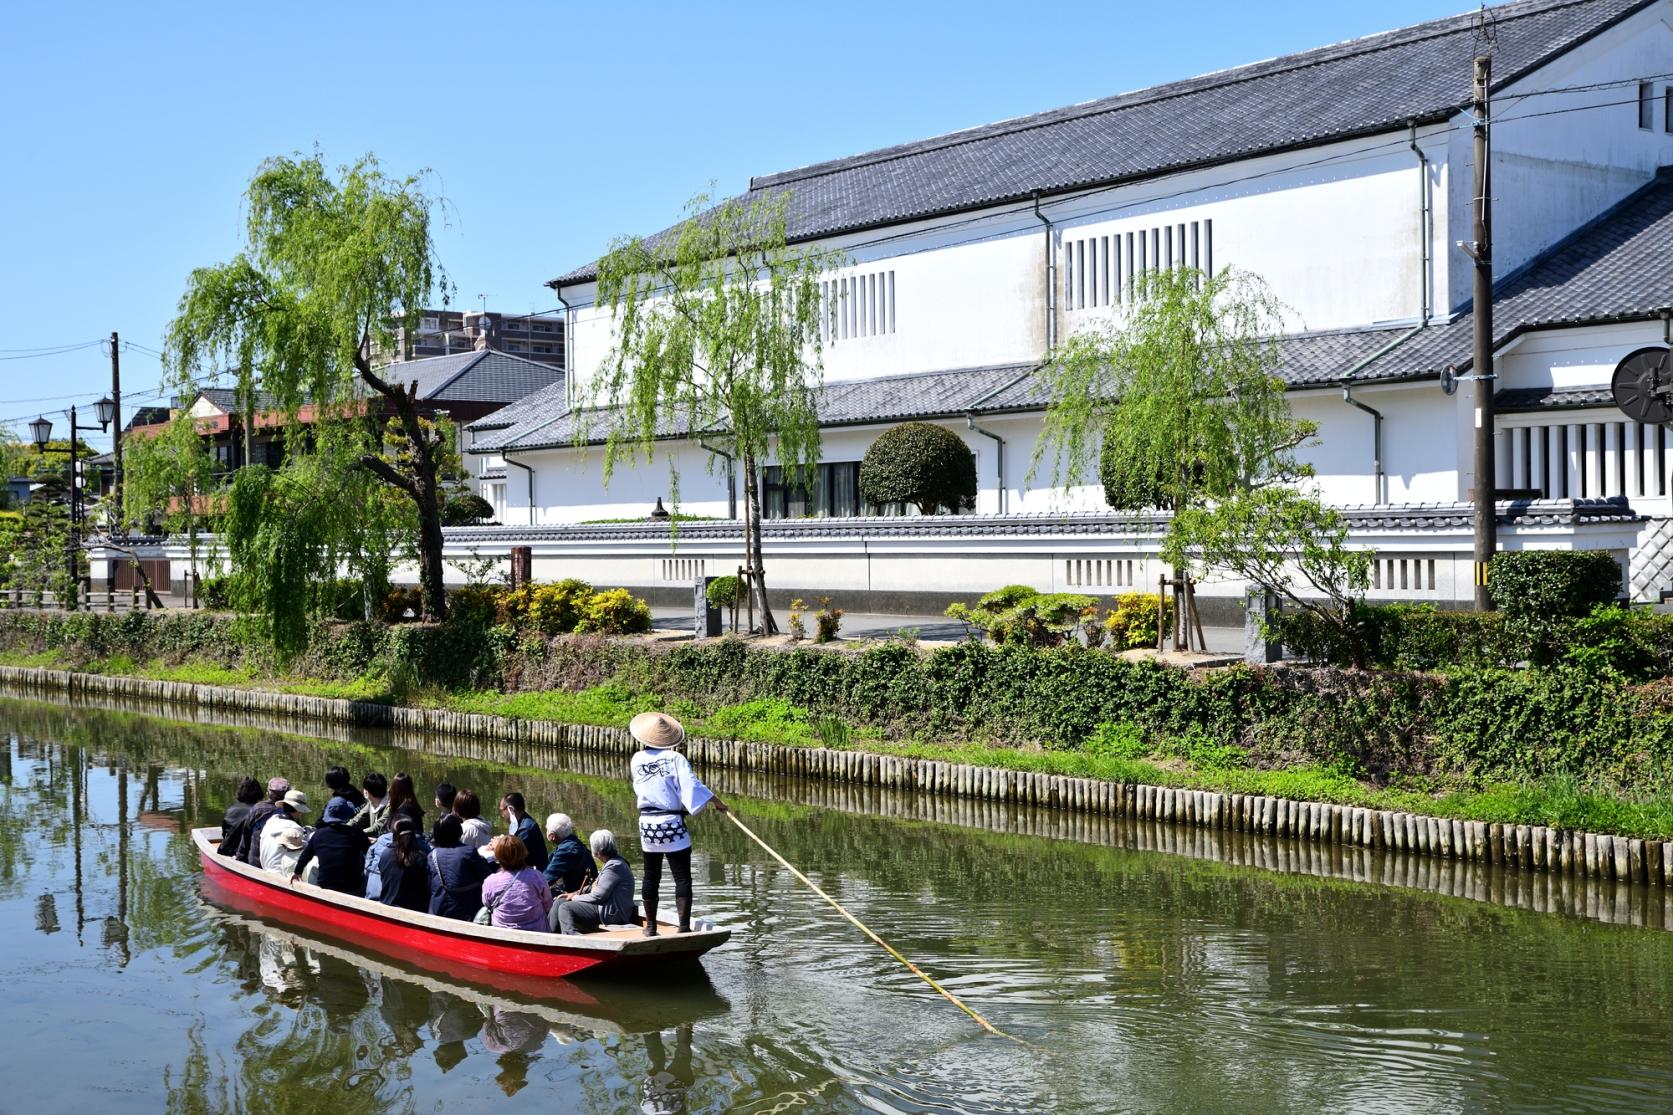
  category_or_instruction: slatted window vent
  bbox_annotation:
[1497,420,1668,500]
[1372,557,1437,593]
[820,270,897,343]
[661,558,706,582]
[1065,218,1213,310]
[1065,558,1137,589]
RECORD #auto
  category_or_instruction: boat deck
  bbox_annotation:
[192,827,730,978]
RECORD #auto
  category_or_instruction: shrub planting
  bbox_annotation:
[858,422,977,514]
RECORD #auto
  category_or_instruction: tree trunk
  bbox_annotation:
[741,452,777,635]
[356,357,448,623]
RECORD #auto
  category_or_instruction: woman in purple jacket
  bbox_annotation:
[479,834,552,932]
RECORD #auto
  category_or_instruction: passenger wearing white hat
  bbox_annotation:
[259,790,312,876]
[627,712,728,936]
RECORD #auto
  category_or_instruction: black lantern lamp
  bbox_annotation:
[29,414,51,451]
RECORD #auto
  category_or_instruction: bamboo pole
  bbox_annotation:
[723,811,1025,1044]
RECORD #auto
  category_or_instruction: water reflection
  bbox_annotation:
[3,699,1673,1113]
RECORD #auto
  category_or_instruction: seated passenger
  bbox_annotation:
[259,790,312,875]
[428,815,493,921]
[371,816,430,913]
[291,797,371,895]
[386,772,425,832]
[365,811,432,901]
[432,783,456,842]
[234,777,291,865]
[544,813,596,895]
[552,830,637,935]
[325,765,366,811]
[480,834,552,932]
[498,792,548,873]
[221,777,263,839]
[348,772,388,835]
[453,790,493,850]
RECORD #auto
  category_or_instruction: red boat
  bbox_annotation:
[193,827,730,980]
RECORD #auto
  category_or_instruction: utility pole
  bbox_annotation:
[1471,54,1496,610]
[110,331,122,530]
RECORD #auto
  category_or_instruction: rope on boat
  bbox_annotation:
[723,810,1025,1045]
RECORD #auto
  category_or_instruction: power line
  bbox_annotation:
[0,341,106,362]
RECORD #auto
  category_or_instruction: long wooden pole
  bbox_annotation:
[723,811,1024,1044]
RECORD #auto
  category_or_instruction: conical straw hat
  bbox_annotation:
[629,711,686,749]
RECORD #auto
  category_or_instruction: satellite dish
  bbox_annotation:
[1611,346,1673,423]
[1439,367,1459,396]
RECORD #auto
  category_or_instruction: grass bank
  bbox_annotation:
[4,638,1671,842]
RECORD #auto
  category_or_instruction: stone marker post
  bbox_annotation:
[1244,587,1281,665]
[695,577,722,639]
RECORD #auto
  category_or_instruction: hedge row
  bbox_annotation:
[3,610,1668,794]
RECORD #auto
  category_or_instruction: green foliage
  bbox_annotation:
[441,491,495,526]
[7,474,75,605]
[592,190,842,627]
[1035,267,1306,509]
[944,585,1094,647]
[787,598,807,642]
[857,422,977,514]
[165,150,455,621]
[1167,486,1370,620]
[702,697,817,746]
[1102,592,1168,650]
[1278,600,1673,679]
[577,588,653,635]
[120,411,218,538]
[1490,550,1624,665]
[9,609,1673,836]
[704,575,740,608]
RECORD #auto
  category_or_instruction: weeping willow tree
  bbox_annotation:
[222,413,427,657]
[164,151,454,626]
[1034,267,1367,642]
[592,192,838,633]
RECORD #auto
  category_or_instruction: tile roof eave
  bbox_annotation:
[546,117,1464,288]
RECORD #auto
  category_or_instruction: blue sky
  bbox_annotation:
[0,0,1472,451]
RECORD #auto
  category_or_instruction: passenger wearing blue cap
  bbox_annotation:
[291,795,371,895]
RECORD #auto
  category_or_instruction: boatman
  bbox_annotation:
[627,711,728,936]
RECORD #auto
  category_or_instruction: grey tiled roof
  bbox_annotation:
[444,498,1639,542]
[1495,385,1617,412]
[555,0,1646,284]
[1352,168,1673,383]
[470,364,1039,453]
[375,350,564,405]
[471,329,1432,453]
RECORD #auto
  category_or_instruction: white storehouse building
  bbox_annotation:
[456,2,1673,614]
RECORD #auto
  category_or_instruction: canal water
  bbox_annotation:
[2,696,1672,1114]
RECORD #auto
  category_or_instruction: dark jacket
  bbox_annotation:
[221,801,254,840]
[373,841,431,912]
[294,822,371,895]
[332,785,367,811]
[428,845,493,921]
[238,802,282,865]
[544,834,596,894]
[513,813,549,873]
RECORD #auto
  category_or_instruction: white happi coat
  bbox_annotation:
[631,746,713,853]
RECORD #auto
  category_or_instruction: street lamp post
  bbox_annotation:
[31,397,114,607]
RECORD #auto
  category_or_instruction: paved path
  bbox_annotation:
[649,606,1246,653]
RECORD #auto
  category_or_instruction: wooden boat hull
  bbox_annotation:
[194,828,729,980]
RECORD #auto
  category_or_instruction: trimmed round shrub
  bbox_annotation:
[443,492,496,526]
[705,575,740,609]
[1490,550,1623,665]
[859,422,976,514]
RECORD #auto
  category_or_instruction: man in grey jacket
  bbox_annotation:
[551,829,637,934]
